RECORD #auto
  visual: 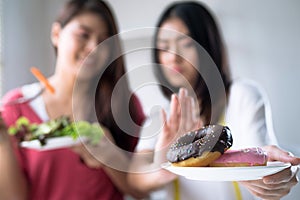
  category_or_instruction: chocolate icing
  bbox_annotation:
[166,125,233,163]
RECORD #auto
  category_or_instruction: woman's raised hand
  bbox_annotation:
[155,88,202,155]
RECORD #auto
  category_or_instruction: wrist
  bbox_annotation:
[153,147,169,165]
[0,136,10,148]
[0,129,10,145]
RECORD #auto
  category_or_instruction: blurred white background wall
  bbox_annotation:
[1,0,300,199]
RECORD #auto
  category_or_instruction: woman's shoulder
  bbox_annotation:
[1,88,23,103]
[2,82,40,102]
[230,78,267,100]
[1,82,43,126]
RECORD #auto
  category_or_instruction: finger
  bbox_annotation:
[155,109,179,153]
[70,143,101,168]
[189,97,203,131]
[161,109,167,125]
[71,143,91,156]
[169,94,180,132]
[263,167,292,184]
[161,109,169,135]
[190,97,198,123]
[240,181,287,200]
[263,145,300,165]
[240,177,294,190]
[177,88,184,112]
[248,186,288,200]
[155,109,175,151]
[70,143,84,152]
[178,88,187,128]
[178,87,188,100]
[264,165,299,185]
[170,94,179,120]
[184,97,193,130]
[240,179,270,190]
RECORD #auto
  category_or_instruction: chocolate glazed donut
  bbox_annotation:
[166,125,233,167]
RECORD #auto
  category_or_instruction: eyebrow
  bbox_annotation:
[78,24,109,38]
[157,34,191,43]
[78,24,92,32]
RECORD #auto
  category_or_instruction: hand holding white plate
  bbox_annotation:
[161,161,291,181]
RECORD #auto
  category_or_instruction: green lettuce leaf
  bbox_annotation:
[8,116,104,146]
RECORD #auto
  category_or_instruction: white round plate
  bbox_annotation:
[161,161,291,181]
[20,136,87,151]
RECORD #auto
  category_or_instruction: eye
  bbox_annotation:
[74,28,90,41]
[158,46,169,53]
[156,39,170,52]
[78,32,90,40]
[182,41,194,48]
[157,44,169,52]
[179,39,195,49]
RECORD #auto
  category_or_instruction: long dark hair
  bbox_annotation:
[55,0,143,152]
[154,1,231,124]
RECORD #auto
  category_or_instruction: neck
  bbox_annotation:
[47,65,99,122]
[49,74,74,102]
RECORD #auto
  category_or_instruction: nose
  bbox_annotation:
[166,44,182,62]
[85,39,98,54]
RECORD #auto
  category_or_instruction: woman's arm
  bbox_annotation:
[72,126,148,199]
[128,149,177,194]
[95,135,149,199]
[128,88,201,193]
[0,119,28,200]
[102,164,149,199]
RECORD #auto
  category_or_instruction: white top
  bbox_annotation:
[136,79,278,200]
[21,82,49,121]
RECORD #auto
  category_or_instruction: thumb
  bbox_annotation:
[263,145,300,165]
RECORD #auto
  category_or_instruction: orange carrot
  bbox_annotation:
[30,67,55,94]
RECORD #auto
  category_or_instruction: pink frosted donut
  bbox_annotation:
[209,147,268,167]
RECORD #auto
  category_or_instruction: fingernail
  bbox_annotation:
[171,94,176,100]
[179,88,187,95]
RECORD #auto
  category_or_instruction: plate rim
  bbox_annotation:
[161,161,291,181]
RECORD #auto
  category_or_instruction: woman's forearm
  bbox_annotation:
[128,150,177,194]
[82,135,148,199]
[102,166,148,199]
[0,133,28,200]
[128,167,176,194]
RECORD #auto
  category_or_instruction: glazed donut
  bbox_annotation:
[166,125,233,167]
[209,147,268,167]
